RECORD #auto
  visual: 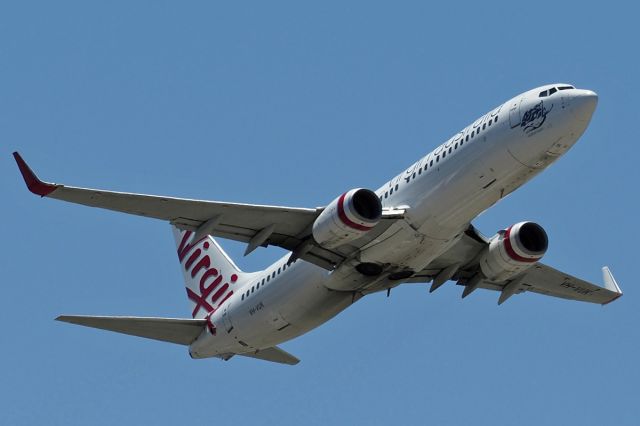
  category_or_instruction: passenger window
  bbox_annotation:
[266,275,270,282]
[251,286,255,293]
[384,192,388,198]
[430,160,433,166]
[418,168,422,175]
[278,267,281,274]
[466,135,469,141]
[395,184,399,190]
[241,294,244,300]
[482,123,486,130]
[442,151,446,158]
[455,142,458,149]
[390,188,393,195]
[272,271,276,279]
[413,172,416,179]
[448,147,452,153]
[436,155,440,162]
[261,278,265,285]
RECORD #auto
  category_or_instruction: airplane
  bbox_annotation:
[14,83,622,365]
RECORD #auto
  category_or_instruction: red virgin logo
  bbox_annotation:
[176,231,237,325]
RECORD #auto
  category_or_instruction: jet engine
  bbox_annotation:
[479,221,548,281]
[312,188,382,249]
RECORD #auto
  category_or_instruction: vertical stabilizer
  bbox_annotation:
[172,226,246,319]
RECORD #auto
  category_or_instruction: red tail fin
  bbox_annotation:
[172,227,245,319]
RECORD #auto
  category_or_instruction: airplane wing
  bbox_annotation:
[14,152,403,270]
[395,226,623,305]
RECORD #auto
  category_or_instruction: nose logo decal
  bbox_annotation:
[521,101,552,134]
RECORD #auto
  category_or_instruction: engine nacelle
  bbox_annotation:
[479,221,548,281]
[312,188,382,249]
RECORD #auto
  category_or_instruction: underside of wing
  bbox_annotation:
[511,264,622,305]
[56,315,206,345]
[400,224,622,305]
[14,152,406,270]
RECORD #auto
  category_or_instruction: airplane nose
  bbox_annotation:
[570,89,598,122]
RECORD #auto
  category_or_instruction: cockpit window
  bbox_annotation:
[539,86,567,97]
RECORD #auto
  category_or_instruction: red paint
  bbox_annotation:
[337,193,373,232]
[504,227,539,263]
[191,255,211,278]
[203,275,223,296]
[216,291,234,308]
[187,266,223,317]
[13,152,58,197]
[186,288,215,317]
[199,267,219,287]
[177,231,206,262]
[204,311,217,335]
[185,249,201,270]
[177,231,194,262]
[211,283,229,303]
[177,231,239,319]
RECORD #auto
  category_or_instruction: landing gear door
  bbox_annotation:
[509,97,523,128]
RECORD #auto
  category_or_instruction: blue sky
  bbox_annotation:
[2,1,639,425]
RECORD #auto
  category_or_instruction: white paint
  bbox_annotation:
[186,84,600,358]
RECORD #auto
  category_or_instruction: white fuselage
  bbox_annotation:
[189,84,597,358]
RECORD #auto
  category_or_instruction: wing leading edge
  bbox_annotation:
[14,152,405,270]
[406,227,622,305]
[16,153,621,305]
[511,264,623,305]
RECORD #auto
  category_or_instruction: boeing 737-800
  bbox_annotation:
[14,83,622,365]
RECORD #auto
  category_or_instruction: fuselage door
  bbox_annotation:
[509,97,523,128]
[270,310,290,332]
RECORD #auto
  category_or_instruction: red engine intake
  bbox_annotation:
[312,188,382,249]
[479,221,548,281]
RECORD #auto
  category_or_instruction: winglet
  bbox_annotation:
[13,152,59,197]
[601,266,623,305]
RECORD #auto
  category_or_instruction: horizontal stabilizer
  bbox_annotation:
[56,315,206,345]
[238,346,300,365]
